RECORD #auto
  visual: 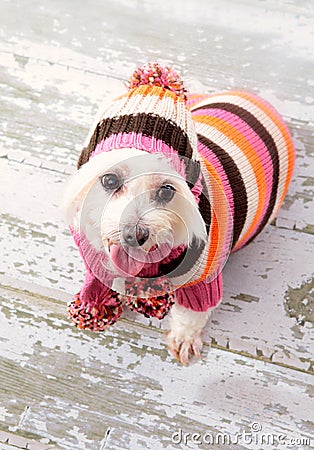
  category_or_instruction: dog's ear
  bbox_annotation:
[173,176,208,245]
[62,166,97,226]
[62,153,112,226]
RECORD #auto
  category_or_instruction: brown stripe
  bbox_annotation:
[159,237,206,279]
[197,172,211,234]
[78,113,193,168]
[192,102,280,242]
[198,134,247,247]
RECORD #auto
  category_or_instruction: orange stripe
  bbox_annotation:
[202,160,224,279]
[211,90,295,209]
[184,157,228,287]
[115,85,184,103]
[193,113,268,247]
[184,211,220,288]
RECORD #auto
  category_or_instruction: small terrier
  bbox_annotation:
[63,63,295,365]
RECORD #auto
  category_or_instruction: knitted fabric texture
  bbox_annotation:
[68,63,295,330]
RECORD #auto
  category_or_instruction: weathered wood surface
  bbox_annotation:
[0,0,313,448]
[0,287,313,450]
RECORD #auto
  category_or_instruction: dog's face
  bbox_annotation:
[63,148,207,277]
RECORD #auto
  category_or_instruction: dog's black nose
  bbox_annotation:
[123,225,149,247]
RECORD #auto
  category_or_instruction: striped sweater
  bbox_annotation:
[174,90,295,310]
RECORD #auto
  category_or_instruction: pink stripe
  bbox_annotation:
[186,93,210,108]
[91,133,203,202]
[197,141,235,220]
[194,107,274,234]
[92,132,185,174]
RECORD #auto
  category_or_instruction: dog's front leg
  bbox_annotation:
[166,302,210,365]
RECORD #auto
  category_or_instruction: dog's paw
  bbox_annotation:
[166,329,203,366]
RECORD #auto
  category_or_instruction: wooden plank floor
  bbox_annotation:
[0,0,313,449]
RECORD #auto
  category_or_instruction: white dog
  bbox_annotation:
[64,148,210,364]
[63,63,295,365]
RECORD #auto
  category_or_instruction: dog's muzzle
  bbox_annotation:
[122,224,150,247]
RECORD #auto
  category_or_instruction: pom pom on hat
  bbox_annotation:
[67,292,123,332]
[128,62,188,101]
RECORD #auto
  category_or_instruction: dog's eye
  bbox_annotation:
[156,184,176,203]
[101,173,121,191]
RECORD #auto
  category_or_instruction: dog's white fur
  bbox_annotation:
[63,148,209,365]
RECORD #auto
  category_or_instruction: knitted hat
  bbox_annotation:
[78,63,201,185]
